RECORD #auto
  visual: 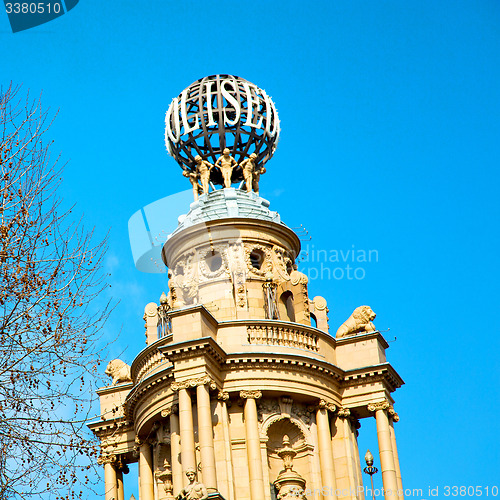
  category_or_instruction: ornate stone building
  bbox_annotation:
[89,75,404,500]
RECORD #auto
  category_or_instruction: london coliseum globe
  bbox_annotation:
[164,74,280,185]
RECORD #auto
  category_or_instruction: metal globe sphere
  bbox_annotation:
[165,74,280,185]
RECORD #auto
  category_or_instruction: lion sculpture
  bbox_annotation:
[336,306,377,338]
[105,359,132,386]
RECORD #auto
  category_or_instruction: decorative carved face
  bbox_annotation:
[186,470,196,482]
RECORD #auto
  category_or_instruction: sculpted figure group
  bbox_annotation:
[183,149,265,200]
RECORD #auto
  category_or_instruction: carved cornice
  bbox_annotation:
[240,390,262,400]
[225,354,343,383]
[367,400,390,412]
[171,376,217,392]
[342,363,404,392]
[160,404,178,418]
[159,336,227,367]
[88,417,133,437]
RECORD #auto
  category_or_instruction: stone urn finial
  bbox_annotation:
[277,435,296,471]
[274,435,307,500]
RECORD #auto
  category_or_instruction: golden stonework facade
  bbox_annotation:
[89,76,404,500]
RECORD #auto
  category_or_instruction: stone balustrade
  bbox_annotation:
[247,324,319,351]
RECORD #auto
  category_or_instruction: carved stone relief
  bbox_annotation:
[227,240,248,309]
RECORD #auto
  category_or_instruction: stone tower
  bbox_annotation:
[89,76,404,500]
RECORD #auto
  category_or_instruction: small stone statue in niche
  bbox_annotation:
[175,468,208,500]
[215,148,238,188]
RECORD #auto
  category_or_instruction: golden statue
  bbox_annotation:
[175,468,208,500]
[194,155,213,195]
[215,148,238,188]
[240,152,266,195]
[252,165,266,195]
[240,152,258,193]
[183,170,201,201]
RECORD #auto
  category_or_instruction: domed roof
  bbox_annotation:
[168,187,284,239]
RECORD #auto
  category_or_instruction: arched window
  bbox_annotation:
[310,312,317,328]
[279,291,295,322]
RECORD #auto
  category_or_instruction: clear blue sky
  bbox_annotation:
[2,1,499,498]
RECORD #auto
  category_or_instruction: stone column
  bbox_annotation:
[316,400,338,499]
[177,386,197,475]
[116,469,124,500]
[103,457,117,500]
[389,408,404,500]
[368,402,398,500]
[197,381,218,491]
[139,443,155,500]
[162,405,182,497]
[240,390,265,500]
[334,407,358,499]
[351,420,365,500]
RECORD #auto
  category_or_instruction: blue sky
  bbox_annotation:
[2,0,499,498]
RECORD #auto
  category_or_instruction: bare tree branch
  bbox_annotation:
[0,83,111,499]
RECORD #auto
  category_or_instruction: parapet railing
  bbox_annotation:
[247,324,319,352]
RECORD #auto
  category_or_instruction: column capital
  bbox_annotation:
[388,405,400,422]
[217,391,230,401]
[171,375,217,392]
[240,390,262,400]
[97,453,117,465]
[337,406,351,418]
[367,400,390,412]
[161,404,179,417]
[318,399,336,413]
